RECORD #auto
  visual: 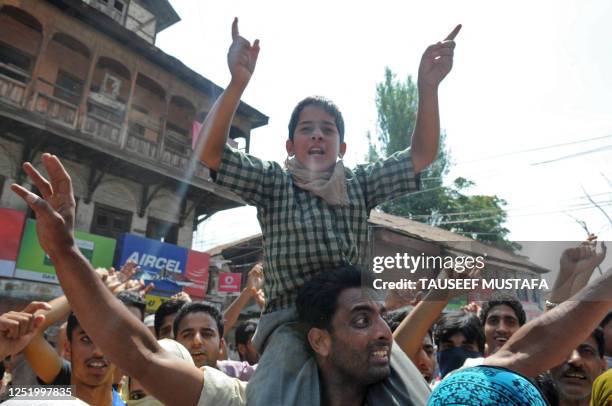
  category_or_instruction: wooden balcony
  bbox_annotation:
[32,79,79,128]
[0,64,28,107]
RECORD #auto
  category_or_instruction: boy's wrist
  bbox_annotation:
[417,81,439,95]
[228,77,250,92]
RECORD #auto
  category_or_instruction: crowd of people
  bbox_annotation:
[0,18,611,405]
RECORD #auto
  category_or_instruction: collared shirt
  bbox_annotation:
[214,145,420,312]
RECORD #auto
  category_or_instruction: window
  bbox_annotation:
[54,70,83,105]
[92,0,128,23]
[0,41,32,82]
[91,204,132,239]
[146,217,179,244]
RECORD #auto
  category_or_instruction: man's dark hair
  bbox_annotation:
[173,302,224,338]
[288,96,345,143]
[384,306,434,342]
[591,327,605,358]
[434,311,486,353]
[235,319,258,346]
[66,312,80,343]
[384,306,412,333]
[116,291,146,321]
[601,312,612,329]
[154,299,187,338]
[296,265,365,330]
[479,293,527,327]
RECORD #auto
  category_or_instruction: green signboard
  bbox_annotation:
[15,219,116,284]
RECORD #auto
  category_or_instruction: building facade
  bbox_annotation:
[0,0,267,306]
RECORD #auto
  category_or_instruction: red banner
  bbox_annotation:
[0,208,26,277]
[217,272,241,293]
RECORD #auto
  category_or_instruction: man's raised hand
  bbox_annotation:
[228,17,260,87]
[0,302,51,358]
[418,24,461,88]
[11,153,77,258]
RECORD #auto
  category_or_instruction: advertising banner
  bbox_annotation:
[0,208,26,277]
[115,234,210,299]
[217,272,242,293]
[15,219,116,283]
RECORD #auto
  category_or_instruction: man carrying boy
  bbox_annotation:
[197,18,460,405]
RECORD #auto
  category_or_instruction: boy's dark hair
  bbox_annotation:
[116,291,146,321]
[173,302,224,338]
[66,312,80,343]
[154,299,187,338]
[235,319,258,346]
[601,311,612,328]
[434,311,486,353]
[296,265,365,330]
[591,327,605,358]
[288,96,345,143]
[479,294,526,327]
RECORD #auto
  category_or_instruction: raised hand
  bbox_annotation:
[0,302,51,358]
[418,24,461,88]
[11,154,76,258]
[228,17,260,87]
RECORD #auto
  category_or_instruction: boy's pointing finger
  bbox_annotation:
[232,17,239,40]
[445,24,462,41]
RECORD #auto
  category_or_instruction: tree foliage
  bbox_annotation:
[369,67,519,252]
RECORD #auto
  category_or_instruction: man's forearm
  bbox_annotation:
[411,86,440,173]
[198,80,247,171]
[393,289,449,361]
[50,247,159,376]
[223,288,253,337]
[485,271,612,376]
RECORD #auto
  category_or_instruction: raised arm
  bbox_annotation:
[393,266,476,362]
[198,18,260,171]
[484,266,612,377]
[411,25,460,173]
[23,295,71,383]
[11,154,203,406]
[0,302,50,359]
[223,263,265,336]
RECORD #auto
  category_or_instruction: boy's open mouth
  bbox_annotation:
[308,147,325,155]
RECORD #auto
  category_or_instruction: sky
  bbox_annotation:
[155,0,612,254]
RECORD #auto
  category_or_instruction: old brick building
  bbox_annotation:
[0,0,267,304]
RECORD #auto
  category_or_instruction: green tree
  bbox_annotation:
[369,67,518,252]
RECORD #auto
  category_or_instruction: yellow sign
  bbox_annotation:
[145,294,170,313]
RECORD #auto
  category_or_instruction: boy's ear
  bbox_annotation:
[286,139,295,156]
[339,142,347,158]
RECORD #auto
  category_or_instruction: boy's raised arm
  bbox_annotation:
[198,18,260,171]
[411,25,460,173]
[11,154,203,406]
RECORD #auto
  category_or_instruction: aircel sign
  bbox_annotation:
[115,234,186,277]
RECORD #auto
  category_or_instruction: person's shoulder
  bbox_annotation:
[198,366,247,406]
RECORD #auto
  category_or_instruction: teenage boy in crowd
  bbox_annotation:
[173,302,256,381]
[197,18,460,404]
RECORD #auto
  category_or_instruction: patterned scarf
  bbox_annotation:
[285,156,349,206]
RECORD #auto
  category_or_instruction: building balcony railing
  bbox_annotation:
[0,64,29,106]
[32,78,79,128]
[82,96,124,145]
[126,131,158,159]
